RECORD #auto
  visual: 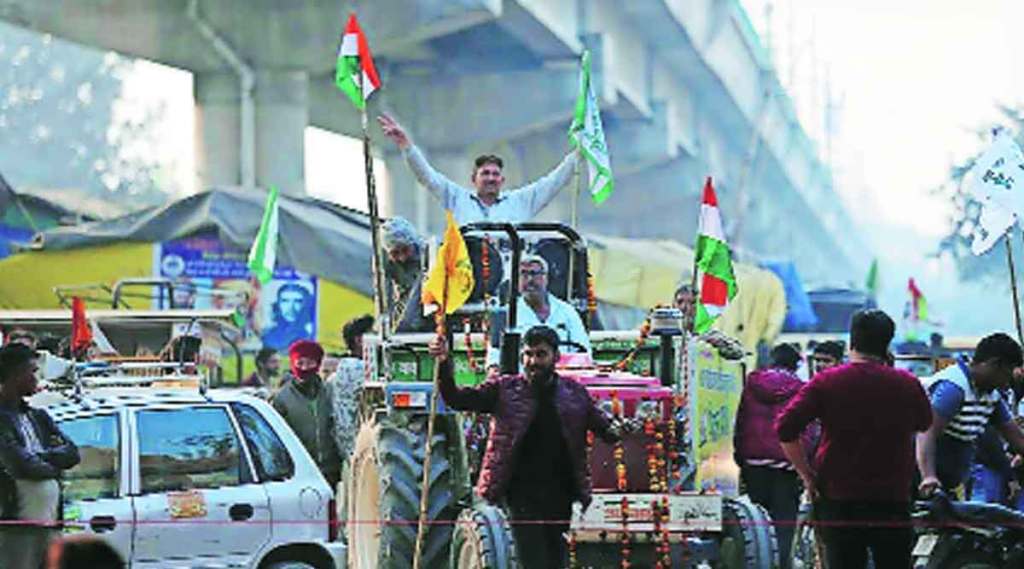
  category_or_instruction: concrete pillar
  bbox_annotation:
[194,72,241,190]
[194,69,308,194]
[253,70,307,195]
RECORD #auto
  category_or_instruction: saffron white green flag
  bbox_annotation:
[694,177,738,333]
[569,50,614,204]
[335,13,382,110]
[247,186,279,284]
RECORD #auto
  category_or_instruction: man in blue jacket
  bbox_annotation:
[0,343,80,569]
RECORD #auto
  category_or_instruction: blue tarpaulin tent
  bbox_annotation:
[762,260,819,331]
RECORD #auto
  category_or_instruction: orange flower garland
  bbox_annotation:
[659,495,672,567]
[651,498,664,569]
[611,391,627,491]
[644,414,660,492]
[615,318,652,372]
[463,318,479,373]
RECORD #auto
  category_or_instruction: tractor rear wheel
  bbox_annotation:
[347,415,456,569]
[450,503,518,569]
[717,496,779,569]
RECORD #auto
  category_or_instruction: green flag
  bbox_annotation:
[247,186,279,284]
[569,50,614,204]
[865,258,879,297]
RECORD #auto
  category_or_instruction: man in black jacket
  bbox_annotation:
[0,343,80,569]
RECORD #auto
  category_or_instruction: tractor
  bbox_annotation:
[344,222,778,569]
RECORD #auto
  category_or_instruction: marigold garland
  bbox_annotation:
[614,318,651,372]
[463,318,479,373]
[659,495,672,567]
[651,498,664,569]
[611,391,628,491]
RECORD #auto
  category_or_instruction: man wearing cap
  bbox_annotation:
[271,340,340,488]
[378,114,578,225]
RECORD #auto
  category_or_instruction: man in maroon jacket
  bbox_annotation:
[734,343,807,569]
[776,309,932,569]
[429,325,618,569]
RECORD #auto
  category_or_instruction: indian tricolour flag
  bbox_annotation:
[335,13,382,110]
[694,177,738,333]
[247,186,279,285]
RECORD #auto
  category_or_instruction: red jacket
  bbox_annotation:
[734,367,809,465]
[437,360,616,507]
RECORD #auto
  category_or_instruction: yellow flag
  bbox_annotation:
[421,211,475,314]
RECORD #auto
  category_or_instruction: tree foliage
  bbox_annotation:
[936,106,1024,282]
[0,21,169,210]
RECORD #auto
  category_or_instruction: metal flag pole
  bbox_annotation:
[1005,234,1024,346]
[360,72,389,338]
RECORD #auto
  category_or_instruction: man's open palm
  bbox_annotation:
[377,114,409,149]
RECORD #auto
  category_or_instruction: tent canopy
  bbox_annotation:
[33,187,376,296]
[762,260,819,332]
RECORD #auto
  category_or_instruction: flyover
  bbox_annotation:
[0,0,871,282]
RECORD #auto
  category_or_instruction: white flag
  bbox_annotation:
[967,132,1024,255]
[569,51,614,204]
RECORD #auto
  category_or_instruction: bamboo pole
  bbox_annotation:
[360,73,388,338]
[1006,234,1024,346]
[412,273,449,569]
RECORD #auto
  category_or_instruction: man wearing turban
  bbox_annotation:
[271,340,340,488]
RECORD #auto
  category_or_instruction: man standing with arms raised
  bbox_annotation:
[378,114,578,224]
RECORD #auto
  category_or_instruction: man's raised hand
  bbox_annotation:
[377,113,410,149]
[427,334,449,362]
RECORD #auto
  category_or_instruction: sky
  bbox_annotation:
[739,0,1024,334]
[113,1,1024,335]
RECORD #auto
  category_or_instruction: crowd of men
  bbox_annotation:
[6,110,1024,569]
[738,312,1024,569]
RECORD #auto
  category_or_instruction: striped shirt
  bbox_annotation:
[921,360,1010,443]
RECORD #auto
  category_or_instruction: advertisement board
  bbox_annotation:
[154,234,317,351]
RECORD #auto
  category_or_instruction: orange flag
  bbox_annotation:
[71,297,93,356]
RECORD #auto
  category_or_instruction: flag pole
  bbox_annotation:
[413,274,448,569]
[568,149,581,301]
[360,72,388,338]
[1005,234,1024,346]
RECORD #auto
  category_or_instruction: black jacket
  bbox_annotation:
[0,401,80,519]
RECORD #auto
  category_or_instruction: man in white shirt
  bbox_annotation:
[488,255,590,371]
[378,114,578,225]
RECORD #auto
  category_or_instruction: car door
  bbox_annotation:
[129,405,271,568]
[58,412,135,561]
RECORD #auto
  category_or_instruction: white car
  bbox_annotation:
[38,387,345,568]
